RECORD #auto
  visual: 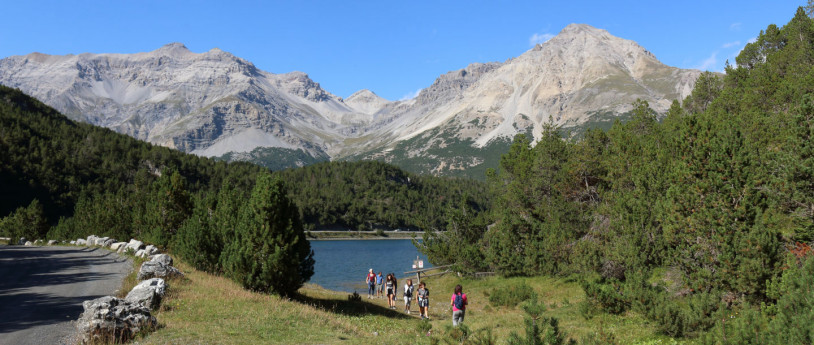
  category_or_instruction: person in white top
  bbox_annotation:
[403,279,415,314]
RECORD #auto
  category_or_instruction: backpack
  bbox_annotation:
[405,285,413,298]
[453,293,464,309]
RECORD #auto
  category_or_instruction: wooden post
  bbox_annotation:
[413,256,423,285]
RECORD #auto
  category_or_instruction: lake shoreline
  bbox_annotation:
[306,231,425,241]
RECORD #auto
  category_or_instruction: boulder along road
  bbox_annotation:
[0,245,131,345]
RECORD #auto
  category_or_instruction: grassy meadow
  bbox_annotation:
[128,258,693,345]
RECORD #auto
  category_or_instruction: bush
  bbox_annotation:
[580,278,629,315]
[431,324,496,345]
[417,318,432,335]
[507,298,575,345]
[488,281,537,308]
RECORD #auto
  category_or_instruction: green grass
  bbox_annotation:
[136,261,697,344]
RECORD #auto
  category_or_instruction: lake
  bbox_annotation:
[308,239,433,292]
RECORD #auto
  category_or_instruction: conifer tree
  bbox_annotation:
[220,172,314,296]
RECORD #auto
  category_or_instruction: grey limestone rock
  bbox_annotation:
[137,257,183,281]
[122,239,144,253]
[94,236,110,246]
[144,244,159,256]
[76,239,87,246]
[149,254,173,266]
[125,278,167,309]
[110,242,127,251]
[76,296,156,344]
[47,240,58,246]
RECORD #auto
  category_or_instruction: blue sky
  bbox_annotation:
[0,1,805,101]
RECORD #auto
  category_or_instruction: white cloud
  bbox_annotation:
[722,41,741,49]
[399,89,422,101]
[529,32,555,46]
[730,22,742,31]
[696,52,718,71]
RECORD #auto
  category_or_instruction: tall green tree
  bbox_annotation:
[220,172,315,296]
[173,193,222,273]
[142,170,193,247]
[0,199,47,243]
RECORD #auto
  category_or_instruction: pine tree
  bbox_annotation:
[220,172,314,296]
[0,199,48,243]
[173,193,222,272]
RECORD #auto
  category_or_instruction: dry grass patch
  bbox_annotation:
[133,261,693,345]
[140,261,430,344]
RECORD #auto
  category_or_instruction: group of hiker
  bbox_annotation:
[365,268,467,324]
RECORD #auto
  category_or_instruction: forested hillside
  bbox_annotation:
[0,85,489,244]
[419,8,814,343]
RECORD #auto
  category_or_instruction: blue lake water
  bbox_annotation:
[308,239,433,292]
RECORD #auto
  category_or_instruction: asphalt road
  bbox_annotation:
[0,245,131,345]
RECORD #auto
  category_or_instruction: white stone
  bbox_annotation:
[76,296,156,343]
[149,254,173,266]
[137,260,183,281]
[123,239,144,253]
[110,242,127,251]
[144,245,159,256]
[125,278,167,309]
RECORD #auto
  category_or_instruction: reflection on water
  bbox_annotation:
[308,239,433,292]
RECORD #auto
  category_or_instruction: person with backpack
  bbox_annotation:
[365,268,376,299]
[376,271,384,298]
[450,284,467,326]
[403,279,414,314]
[417,282,429,319]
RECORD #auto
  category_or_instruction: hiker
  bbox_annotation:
[417,282,429,319]
[450,284,467,326]
[376,272,384,298]
[386,273,397,309]
[391,274,398,308]
[403,279,414,314]
[366,268,376,299]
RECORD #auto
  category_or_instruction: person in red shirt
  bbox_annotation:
[450,284,467,326]
[365,268,376,298]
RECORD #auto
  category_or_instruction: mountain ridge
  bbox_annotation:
[0,24,702,177]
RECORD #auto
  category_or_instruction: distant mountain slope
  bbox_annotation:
[0,24,701,178]
[0,84,489,232]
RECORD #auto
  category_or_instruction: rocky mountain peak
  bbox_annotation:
[277,71,332,102]
[345,89,391,113]
[346,89,382,102]
[415,62,502,105]
[153,42,192,57]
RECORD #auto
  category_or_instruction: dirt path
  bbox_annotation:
[0,245,131,345]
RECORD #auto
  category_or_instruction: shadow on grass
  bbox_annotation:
[293,293,412,319]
